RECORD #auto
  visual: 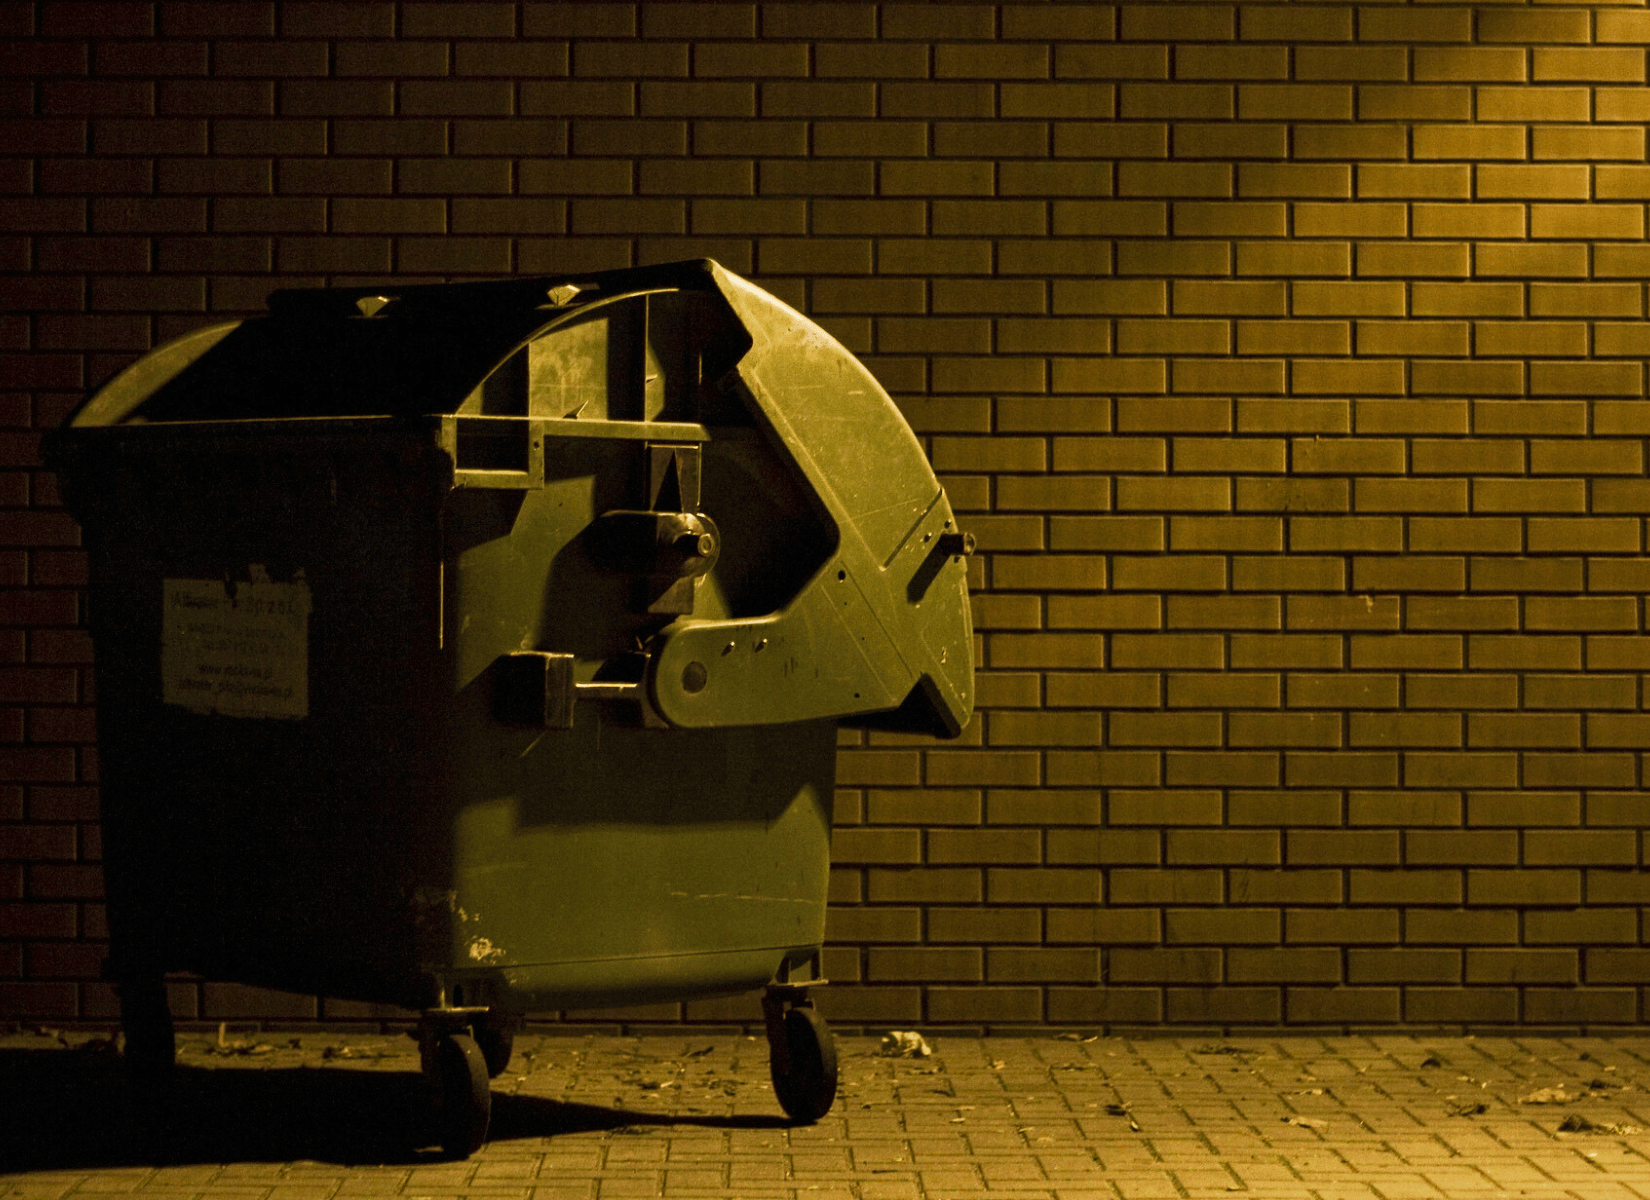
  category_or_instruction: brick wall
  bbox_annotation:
[6,1,1650,1033]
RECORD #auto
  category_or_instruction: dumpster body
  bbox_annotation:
[49,260,974,1154]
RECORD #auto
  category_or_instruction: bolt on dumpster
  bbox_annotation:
[46,260,976,1158]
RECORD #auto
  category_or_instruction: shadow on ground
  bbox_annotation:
[0,1048,790,1170]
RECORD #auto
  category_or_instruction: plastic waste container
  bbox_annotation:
[46,259,975,1156]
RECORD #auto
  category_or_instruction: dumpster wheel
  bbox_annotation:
[430,1030,492,1158]
[470,1012,517,1078]
[764,991,838,1123]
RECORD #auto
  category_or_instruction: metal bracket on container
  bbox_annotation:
[494,650,665,730]
[439,416,545,490]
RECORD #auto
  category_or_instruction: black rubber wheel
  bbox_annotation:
[770,1005,837,1124]
[434,1032,491,1159]
[471,1016,515,1079]
[118,978,176,1083]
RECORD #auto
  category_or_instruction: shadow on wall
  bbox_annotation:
[0,1048,786,1169]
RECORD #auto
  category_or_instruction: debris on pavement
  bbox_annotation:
[1105,1102,1141,1132]
[1558,1113,1643,1135]
[1519,1086,1576,1105]
[1282,1115,1328,1130]
[206,1022,274,1057]
[879,1030,932,1058]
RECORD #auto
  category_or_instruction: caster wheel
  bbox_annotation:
[434,1033,491,1159]
[770,1005,837,1124]
[118,978,175,1084]
[471,1016,516,1079]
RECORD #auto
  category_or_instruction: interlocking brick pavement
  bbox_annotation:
[6,1029,1650,1198]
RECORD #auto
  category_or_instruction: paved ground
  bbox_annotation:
[5,1027,1650,1197]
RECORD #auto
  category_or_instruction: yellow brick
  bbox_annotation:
[1595,324,1650,357]
[1357,320,1469,357]
[1411,438,1524,475]
[1292,359,1405,395]
[1231,633,1343,669]
[1053,436,1165,471]
[1350,714,1462,749]
[1597,166,1650,201]
[1117,396,1230,432]
[1236,399,1350,434]
[1577,243,1650,278]
[1287,673,1399,708]
[1404,674,1517,710]
[1241,5,1352,42]
[1528,518,1639,553]
[1175,44,1288,80]
[1288,594,1400,630]
[1406,596,1519,630]
[1238,320,1351,356]
[997,475,1111,512]
[1350,635,1463,670]
[1122,4,1234,41]
[1355,478,1468,512]
[1293,281,1405,316]
[1236,478,1349,511]
[1472,478,1586,513]
[1477,164,1590,200]
[1238,83,1353,121]
[1529,283,1643,317]
[1598,10,1650,43]
[1532,205,1645,241]
[1233,556,1346,591]
[1412,360,1524,396]
[1413,125,1526,161]
[1412,46,1528,82]
[1362,7,1472,42]
[1166,672,1280,708]
[1172,280,1288,316]
[1355,556,1467,592]
[1230,712,1342,748]
[1110,634,1225,670]
[1174,358,1286,393]
[999,399,1106,434]
[1359,84,1471,121]
[1115,476,1231,512]
[1289,516,1403,552]
[1113,554,1225,591]
[1054,279,1166,315]
[1054,358,1166,394]
[1598,87,1650,122]
[1114,319,1226,356]
[1355,399,1470,435]
[1293,202,1407,238]
[1237,163,1351,198]
[1117,161,1233,198]
[1117,239,1231,276]
[1174,122,1288,160]
[1357,242,1469,278]
[1527,596,1639,632]
[1473,399,1586,435]
[1530,362,1643,397]
[1054,123,1167,160]
[1296,46,1407,81]
[1173,200,1287,236]
[1589,558,1650,590]
[996,318,1112,355]
[1048,595,1161,631]
[1169,515,1284,552]
[1173,437,1286,473]
[1292,123,1408,161]
[1235,241,1350,277]
[1292,437,1405,474]
[1357,163,1471,199]
[1475,244,1589,279]
[1475,321,1587,358]
[1534,48,1646,84]
[1412,204,1526,239]
[1119,83,1234,120]
[1468,714,1581,750]
[1534,125,1646,162]
[1476,86,1590,123]
[1167,595,1282,630]
[1051,515,1164,551]
[1596,401,1650,433]
[1477,9,1591,44]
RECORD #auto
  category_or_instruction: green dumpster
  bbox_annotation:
[47,260,975,1156]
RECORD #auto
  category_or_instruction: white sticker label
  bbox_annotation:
[162,577,311,720]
